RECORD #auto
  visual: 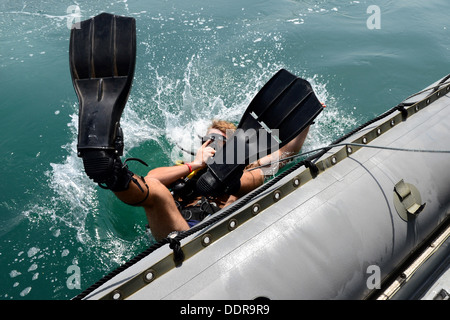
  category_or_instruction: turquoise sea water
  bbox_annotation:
[0,0,449,300]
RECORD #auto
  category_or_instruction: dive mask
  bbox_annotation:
[201,133,227,151]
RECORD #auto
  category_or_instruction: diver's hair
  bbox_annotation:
[208,120,237,137]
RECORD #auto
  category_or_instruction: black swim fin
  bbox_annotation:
[69,13,136,184]
[196,69,324,196]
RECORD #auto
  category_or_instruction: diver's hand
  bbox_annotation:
[192,139,215,170]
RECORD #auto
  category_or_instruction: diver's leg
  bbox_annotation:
[139,178,189,241]
[279,125,310,156]
[256,125,310,169]
[111,172,150,206]
[112,175,189,241]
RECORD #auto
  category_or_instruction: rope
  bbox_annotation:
[247,143,450,172]
[339,143,450,154]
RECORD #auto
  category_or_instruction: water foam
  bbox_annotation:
[143,55,291,164]
[45,113,98,244]
[303,74,359,153]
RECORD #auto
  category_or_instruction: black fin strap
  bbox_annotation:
[122,157,149,196]
[131,175,145,193]
[98,157,148,192]
[123,157,149,167]
[124,176,150,207]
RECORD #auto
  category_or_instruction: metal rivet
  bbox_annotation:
[252,204,260,215]
[331,156,337,165]
[376,128,382,136]
[112,290,122,300]
[143,269,155,283]
[273,190,281,202]
[293,176,301,187]
[228,219,238,231]
[201,234,212,247]
[362,137,368,144]
[347,146,353,154]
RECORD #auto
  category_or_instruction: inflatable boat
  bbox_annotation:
[74,74,450,300]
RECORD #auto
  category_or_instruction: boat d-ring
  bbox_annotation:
[393,179,426,221]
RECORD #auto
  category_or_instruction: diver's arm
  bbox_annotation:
[146,165,197,187]
[146,140,215,187]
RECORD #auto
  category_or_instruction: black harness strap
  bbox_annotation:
[177,197,221,222]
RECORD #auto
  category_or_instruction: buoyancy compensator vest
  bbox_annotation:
[169,164,222,223]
